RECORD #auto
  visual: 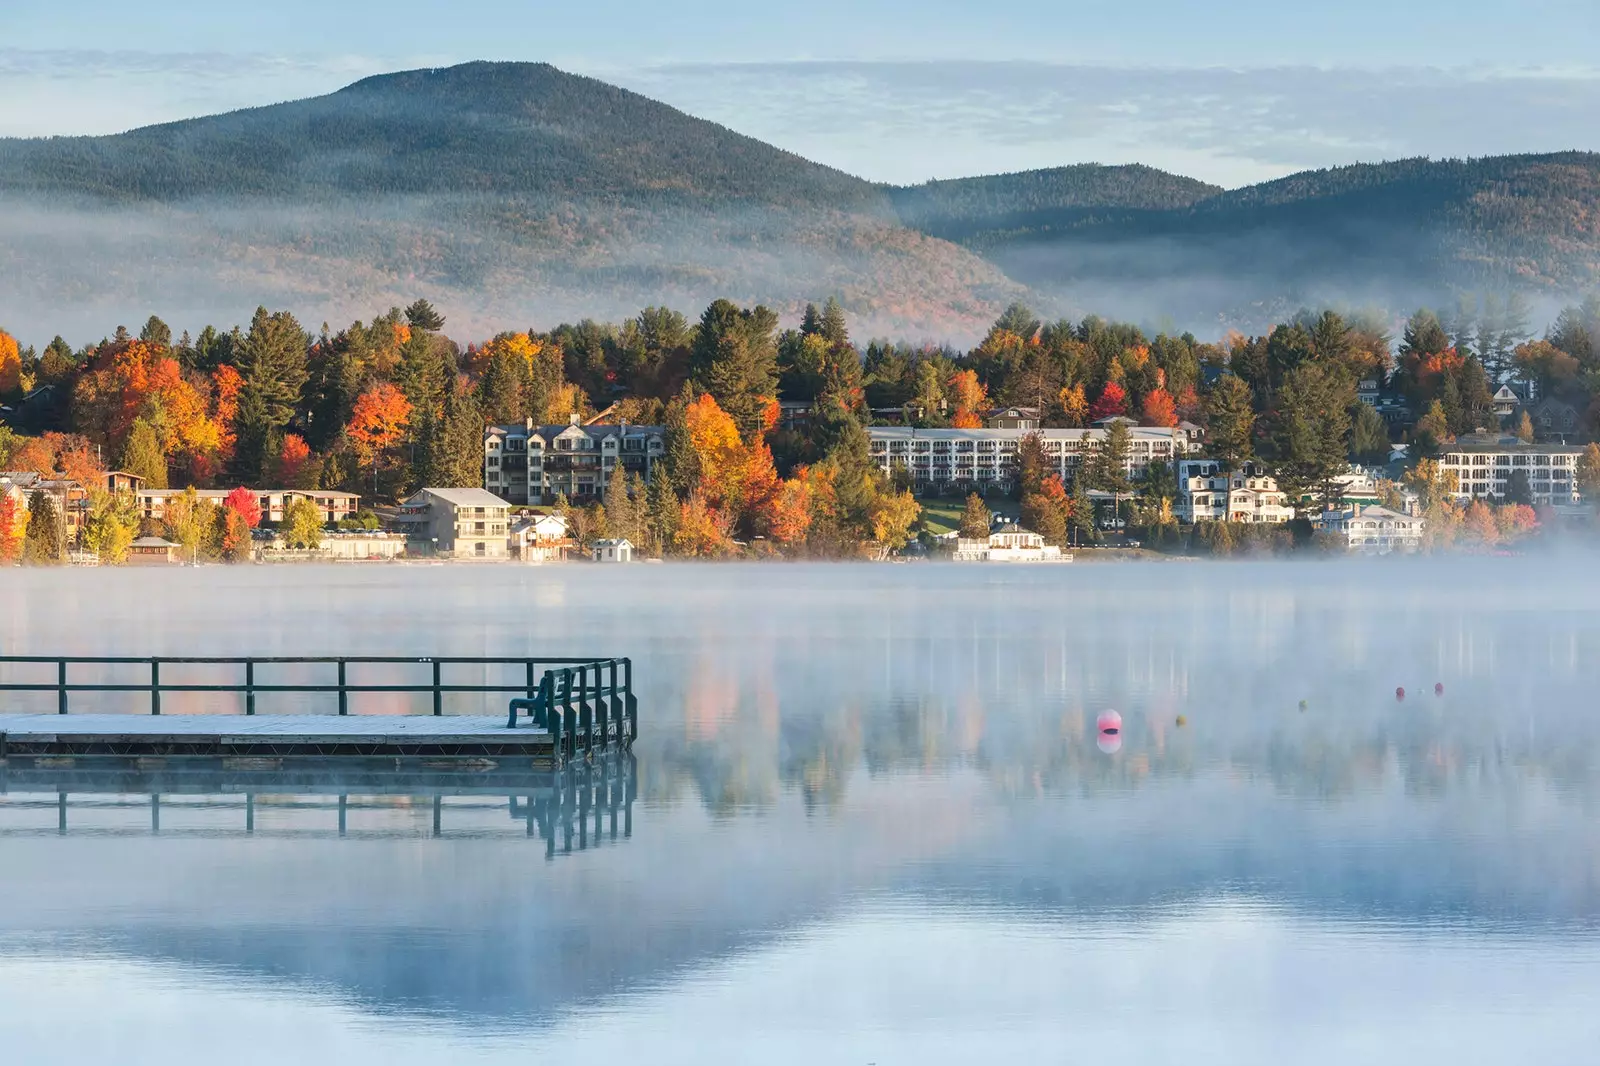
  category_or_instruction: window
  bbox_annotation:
[474,541,487,556]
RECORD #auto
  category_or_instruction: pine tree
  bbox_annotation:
[138,315,172,349]
[819,297,850,348]
[426,385,486,488]
[1206,375,1256,472]
[690,299,779,438]
[1089,418,1132,493]
[1069,476,1098,545]
[404,298,446,332]
[604,463,641,545]
[235,306,308,430]
[1267,363,1354,512]
[661,384,699,496]
[23,490,63,564]
[118,417,168,488]
[644,472,679,557]
[477,351,525,424]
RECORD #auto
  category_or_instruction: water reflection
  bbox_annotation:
[1,562,1599,1063]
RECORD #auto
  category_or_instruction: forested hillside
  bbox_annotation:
[0,62,1018,342]
[887,164,1222,244]
[910,153,1600,321]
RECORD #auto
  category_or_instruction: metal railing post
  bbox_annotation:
[525,659,535,705]
[57,659,67,714]
[624,657,637,741]
[563,669,576,759]
[337,659,348,715]
[150,658,161,715]
[432,660,442,716]
[245,660,256,715]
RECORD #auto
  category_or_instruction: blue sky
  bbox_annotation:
[4,1,1598,186]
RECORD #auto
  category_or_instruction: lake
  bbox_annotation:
[2,560,1599,1064]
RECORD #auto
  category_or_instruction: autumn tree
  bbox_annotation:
[1088,381,1128,423]
[1577,443,1600,502]
[1515,410,1535,444]
[0,491,25,563]
[947,369,988,428]
[959,493,991,538]
[869,488,921,552]
[80,489,138,564]
[281,497,325,550]
[275,433,317,488]
[0,329,21,395]
[346,382,412,491]
[23,490,64,564]
[223,486,263,530]
[1021,473,1070,546]
[1141,387,1178,428]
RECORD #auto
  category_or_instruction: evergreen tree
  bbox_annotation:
[476,350,525,424]
[23,490,63,564]
[404,298,446,332]
[993,302,1040,341]
[1504,469,1534,506]
[1206,375,1255,469]
[644,471,679,557]
[661,384,699,496]
[819,297,850,348]
[1068,476,1098,545]
[604,463,643,545]
[1349,403,1390,465]
[1016,430,1050,498]
[235,306,309,430]
[118,417,168,488]
[425,385,486,488]
[1268,363,1354,513]
[689,299,779,438]
[1088,418,1132,493]
[138,315,172,349]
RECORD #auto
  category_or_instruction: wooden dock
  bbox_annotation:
[0,713,567,763]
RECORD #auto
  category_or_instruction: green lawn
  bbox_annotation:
[918,496,1017,536]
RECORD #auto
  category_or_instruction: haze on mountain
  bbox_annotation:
[0,60,1596,344]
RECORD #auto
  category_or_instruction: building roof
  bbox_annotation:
[130,536,178,548]
[414,487,510,508]
[868,426,1179,443]
[1443,436,1585,455]
[593,538,634,548]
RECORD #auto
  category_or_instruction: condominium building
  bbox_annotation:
[1175,460,1296,524]
[132,488,359,525]
[866,426,1187,493]
[1439,437,1582,505]
[393,487,510,558]
[484,417,666,505]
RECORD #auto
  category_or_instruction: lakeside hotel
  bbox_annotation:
[867,426,1188,493]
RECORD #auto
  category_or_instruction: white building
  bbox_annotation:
[1317,505,1426,554]
[393,488,510,558]
[485,417,665,505]
[952,526,1066,562]
[133,488,360,525]
[591,538,634,563]
[1175,460,1296,524]
[1439,437,1582,505]
[509,512,571,562]
[868,426,1187,494]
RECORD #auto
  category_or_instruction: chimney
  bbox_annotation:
[569,412,581,426]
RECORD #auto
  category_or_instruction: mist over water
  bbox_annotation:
[2,561,1599,1063]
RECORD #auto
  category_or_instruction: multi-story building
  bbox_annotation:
[1175,460,1296,525]
[484,417,666,505]
[133,488,359,525]
[1317,505,1426,554]
[867,426,1187,494]
[1439,437,1582,505]
[393,488,510,558]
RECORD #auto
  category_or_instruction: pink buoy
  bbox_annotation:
[1395,686,1406,701]
[1097,733,1122,755]
[1097,711,1122,736]
[1435,682,1444,697]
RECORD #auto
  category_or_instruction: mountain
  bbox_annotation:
[886,164,1222,245]
[2,61,1596,343]
[899,153,1600,324]
[0,62,1019,342]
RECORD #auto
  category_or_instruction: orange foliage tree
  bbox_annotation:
[1141,387,1178,427]
[73,339,223,477]
[947,369,988,428]
[223,486,262,529]
[0,491,24,562]
[1056,383,1088,427]
[346,383,412,469]
[276,433,315,487]
[8,432,104,483]
[0,330,20,394]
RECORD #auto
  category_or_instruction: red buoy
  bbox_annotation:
[1435,682,1444,697]
[1097,711,1122,736]
[1097,733,1123,755]
[1395,686,1406,701]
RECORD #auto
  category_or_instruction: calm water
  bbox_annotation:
[3,561,1600,1064]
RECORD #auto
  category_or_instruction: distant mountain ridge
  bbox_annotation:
[0,61,1596,341]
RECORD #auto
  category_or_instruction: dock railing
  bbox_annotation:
[0,656,636,752]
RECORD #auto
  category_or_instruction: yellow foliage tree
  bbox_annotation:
[0,330,20,395]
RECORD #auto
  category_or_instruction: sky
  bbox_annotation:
[3,1,1598,187]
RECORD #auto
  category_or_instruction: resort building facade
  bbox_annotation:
[866,426,1187,494]
[484,417,667,505]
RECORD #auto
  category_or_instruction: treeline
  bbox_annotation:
[5,286,1600,561]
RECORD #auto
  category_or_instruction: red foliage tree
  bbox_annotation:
[223,486,262,529]
[1089,381,1129,422]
